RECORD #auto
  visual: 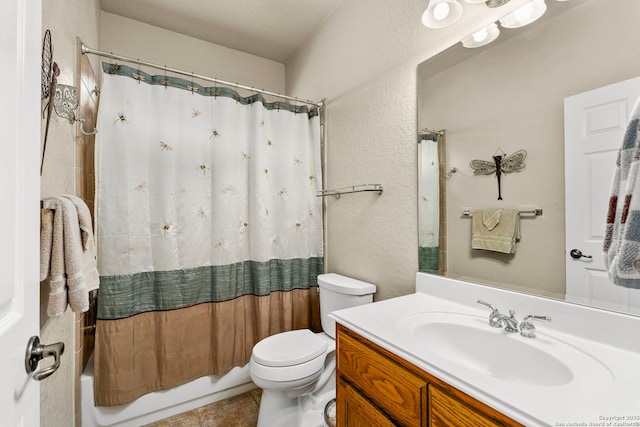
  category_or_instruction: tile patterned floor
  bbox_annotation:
[144,388,262,427]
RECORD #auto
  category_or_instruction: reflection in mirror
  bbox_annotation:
[417,0,640,316]
[418,130,446,275]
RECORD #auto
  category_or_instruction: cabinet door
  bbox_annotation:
[338,330,427,426]
[338,377,396,427]
[429,385,516,427]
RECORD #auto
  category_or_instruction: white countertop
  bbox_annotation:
[330,273,640,426]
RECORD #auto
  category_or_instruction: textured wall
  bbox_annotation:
[100,12,286,95]
[286,0,530,300]
[40,1,101,426]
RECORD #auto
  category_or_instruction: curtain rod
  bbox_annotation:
[420,128,445,136]
[81,43,322,108]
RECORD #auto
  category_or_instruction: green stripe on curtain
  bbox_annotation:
[418,246,439,274]
[419,133,438,142]
[97,257,324,320]
[101,62,319,118]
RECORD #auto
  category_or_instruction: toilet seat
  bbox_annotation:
[250,330,331,383]
[253,329,328,367]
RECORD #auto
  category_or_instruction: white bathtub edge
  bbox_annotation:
[81,360,254,427]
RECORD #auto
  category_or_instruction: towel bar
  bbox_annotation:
[461,208,543,217]
[317,184,383,199]
[41,200,56,209]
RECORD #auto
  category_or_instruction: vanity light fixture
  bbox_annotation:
[422,0,512,29]
[422,0,464,29]
[462,22,500,48]
[499,0,547,28]
[485,0,511,7]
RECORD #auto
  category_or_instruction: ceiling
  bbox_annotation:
[99,0,343,63]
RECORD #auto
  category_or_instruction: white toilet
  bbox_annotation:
[250,273,376,427]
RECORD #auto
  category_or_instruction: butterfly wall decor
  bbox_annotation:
[469,148,527,200]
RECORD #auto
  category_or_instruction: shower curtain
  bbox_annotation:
[93,63,323,406]
[418,134,440,274]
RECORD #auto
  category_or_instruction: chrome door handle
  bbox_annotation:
[25,336,65,381]
[569,249,592,259]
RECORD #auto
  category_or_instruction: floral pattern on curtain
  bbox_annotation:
[94,63,323,406]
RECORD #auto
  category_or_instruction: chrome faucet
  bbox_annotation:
[477,300,519,333]
[478,300,551,338]
[491,310,520,333]
[519,315,551,338]
[477,300,500,326]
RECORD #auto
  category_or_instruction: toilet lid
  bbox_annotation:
[252,329,328,367]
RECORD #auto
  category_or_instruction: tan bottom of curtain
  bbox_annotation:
[93,288,321,406]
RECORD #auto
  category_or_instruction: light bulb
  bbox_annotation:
[472,28,488,43]
[422,0,463,29]
[461,22,500,48]
[499,0,547,29]
[514,3,534,22]
[433,3,450,21]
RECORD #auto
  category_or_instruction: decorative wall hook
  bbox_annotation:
[52,84,98,135]
[75,117,98,136]
[53,84,79,124]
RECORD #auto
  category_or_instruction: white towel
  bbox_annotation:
[40,196,100,316]
[604,96,640,288]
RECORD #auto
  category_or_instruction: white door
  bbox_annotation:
[565,76,640,315]
[0,0,42,425]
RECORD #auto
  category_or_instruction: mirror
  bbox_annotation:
[417,0,640,315]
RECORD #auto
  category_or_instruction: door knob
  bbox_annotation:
[25,336,65,381]
[569,249,592,259]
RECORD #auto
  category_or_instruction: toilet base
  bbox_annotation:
[256,372,335,427]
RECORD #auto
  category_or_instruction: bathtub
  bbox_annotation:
[81,356,255,427]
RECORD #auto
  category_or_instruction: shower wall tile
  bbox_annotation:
[75,46,99,427]
[80,57,99,107]
[438,136,447,275]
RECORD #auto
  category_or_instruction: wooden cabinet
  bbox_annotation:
[336,324,523,427]
[339,380,396,426]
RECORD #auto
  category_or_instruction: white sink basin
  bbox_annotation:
[330,276,640,426]
[400,312,612,387]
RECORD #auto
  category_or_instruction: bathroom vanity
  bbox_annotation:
[331,273,640,426]
[336,324,520,426]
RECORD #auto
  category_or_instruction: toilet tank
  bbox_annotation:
[318,273,376,339]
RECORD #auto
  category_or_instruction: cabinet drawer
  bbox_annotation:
[338,330,427,426]
[429,385,513,427]
[338,377,396,427]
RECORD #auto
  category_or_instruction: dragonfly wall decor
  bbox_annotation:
[469,148,527,200]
